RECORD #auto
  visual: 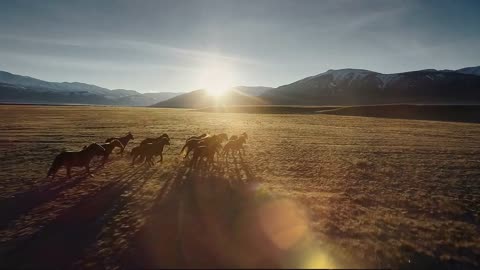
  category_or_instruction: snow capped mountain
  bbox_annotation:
[313,68,373,81]
[261,67,480,105]
[0,70,180,106]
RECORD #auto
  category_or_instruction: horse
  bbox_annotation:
[131,137,170,166]
[99,139,124,166]
[222,134,247,159]
[185,133,208,143]
[105,132,134,156]
[189,139,223,169]
[47,143,106,179]
[140,133,170,146]
[180,133,228,159]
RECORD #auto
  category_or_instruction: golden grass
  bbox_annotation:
[0,104,479,268]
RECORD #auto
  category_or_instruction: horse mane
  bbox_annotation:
[85,143,105,152]
[109,139,125,149]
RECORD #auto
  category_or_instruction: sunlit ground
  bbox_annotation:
[0,105,479,269]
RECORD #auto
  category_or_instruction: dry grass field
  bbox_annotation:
[0,104,479,269]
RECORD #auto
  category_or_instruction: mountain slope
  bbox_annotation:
[0,70,180,106]
[0,82,116,105]
[231,86,273,96]
[151,89,266,108]
[456,66,480,76]
[261,68,480,105]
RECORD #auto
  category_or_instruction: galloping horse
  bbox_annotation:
[222,133,248,158]
[47,143,106,179]
[189,139,223,169]
[185,133,208,143]
[132,137,170,166]
[140,133,170,146]
[105,132,134,156]
[180,133,228,158]
[100,139,124,166]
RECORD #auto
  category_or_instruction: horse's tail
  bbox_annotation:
[180,143,188,155]
[47,154,62,177]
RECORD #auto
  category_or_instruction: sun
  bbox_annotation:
[206,80,231,97]
[195,62,235,97]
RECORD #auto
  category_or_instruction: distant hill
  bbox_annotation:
[0,70,180,106]
[456,66,480,76]
[151,89,266,108]
[261,67,480,105]
[2,65,480,108]
[231,86,273,96]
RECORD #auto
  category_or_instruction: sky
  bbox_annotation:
[0,0,479,93]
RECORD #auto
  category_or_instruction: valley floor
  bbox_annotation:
[0,105,479,268]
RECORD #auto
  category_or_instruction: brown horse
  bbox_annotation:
[99,139,124,166]
[185,133,208,143]
[222,133,247,158]
[132,137,170,166]
[140,133,170,146]
[105,132,134,156]
[180,133,228,158]
[189,139,223,169]
[47,143,106,179]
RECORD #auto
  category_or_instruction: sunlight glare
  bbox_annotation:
[196,61,235,97]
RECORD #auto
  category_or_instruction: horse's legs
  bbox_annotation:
[160,152,163,163]
[102,153,109,166]
[50,167,58,179]
[144,155,152,166]
[131,154,137,166]
[185,147,192,159]
[190,154,198,168]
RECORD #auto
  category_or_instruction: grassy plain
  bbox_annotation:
[0,105,479,269]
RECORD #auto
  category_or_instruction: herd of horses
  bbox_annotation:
[46,131,248,179]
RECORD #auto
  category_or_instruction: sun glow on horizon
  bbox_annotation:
[195,61,236,97]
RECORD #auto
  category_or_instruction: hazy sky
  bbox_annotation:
[0,0,479,92]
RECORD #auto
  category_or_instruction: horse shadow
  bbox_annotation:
[123,160,301,269]
[0,164,158,268]
[0,162,121,230]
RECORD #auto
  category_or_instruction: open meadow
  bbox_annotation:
[0,105,479,269]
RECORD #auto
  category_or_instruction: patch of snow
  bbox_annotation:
[376,74,402,88]
[313,69,373,82]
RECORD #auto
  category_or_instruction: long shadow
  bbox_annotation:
[123,160,291,269]
[0,165,132,229]
[0,165,153,268]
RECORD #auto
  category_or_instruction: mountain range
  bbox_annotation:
[153,66,480,107]
[0,71,179,106]
[260,67,480,105]
[1,66,480,107]
[151,87,271,108]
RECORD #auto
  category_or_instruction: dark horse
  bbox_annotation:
[131,137,170,166]
[189,138,223,169]
[140,133,170,146]
[47,143,106,179]
[180,133,228,158]
[99,139,124,166]
[105,132,134,156]
[222,133,247,159]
